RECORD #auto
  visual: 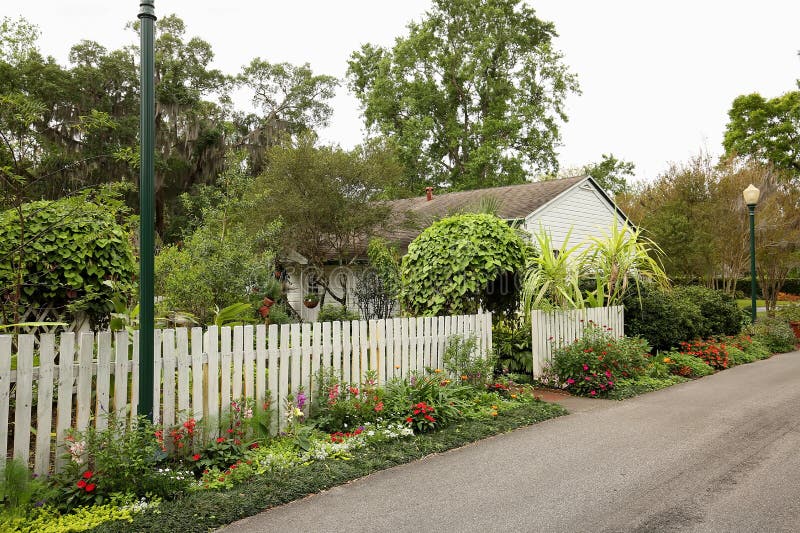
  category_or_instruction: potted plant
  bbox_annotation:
[303,292,320,309]
[253,278,283,319]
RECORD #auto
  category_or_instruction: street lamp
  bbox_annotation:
[743,184,760,324]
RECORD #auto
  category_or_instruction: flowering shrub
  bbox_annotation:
[311,371,384,432]
[54,414,168,508]
[548,322,650,397]
[678,339,728,369]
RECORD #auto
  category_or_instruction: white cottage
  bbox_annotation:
[285,175,633,320]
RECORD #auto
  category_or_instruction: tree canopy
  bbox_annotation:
[723,91,800,181]
[347,0,579,196]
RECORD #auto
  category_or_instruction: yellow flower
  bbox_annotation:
[461,375,468,381]
[434,368,442,373]
[663,357,672,364]
[395,365,401,369]
[491,405,498,410]
[510,394,517,399]
[491,411,498,416]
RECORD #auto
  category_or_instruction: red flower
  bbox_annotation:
[216,437,226,443]
[192,453,201,461]
[85,483,96,492]
[82,471,93,479]
[77,480,87,489]
[406,416,413,423]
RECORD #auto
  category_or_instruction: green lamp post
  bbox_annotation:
[743,184,760,324]
[138,0,156,419]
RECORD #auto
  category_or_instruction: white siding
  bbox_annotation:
[524,183,628,249]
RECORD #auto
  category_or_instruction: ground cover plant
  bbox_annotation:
[0,336,566,532]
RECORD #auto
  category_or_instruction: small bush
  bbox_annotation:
[442,336,496,387]
[733,334,772,360]
[549,323,650,397]
[674,285,745,337]
[492,319,532,374]
[660,351,715,377]
[727,346,756,366]
[751,317,796,353]
[624,284,703,351]
[316,304,360,323]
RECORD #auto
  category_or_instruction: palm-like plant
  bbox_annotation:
[521,227,586,313]
[584,222,670,307]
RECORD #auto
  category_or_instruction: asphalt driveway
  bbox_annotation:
[222,350,800,533]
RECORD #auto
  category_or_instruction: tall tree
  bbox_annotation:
[246,134,398,304]
[723,91,800,181]
[236,59,339,175]
[347,0,579,195]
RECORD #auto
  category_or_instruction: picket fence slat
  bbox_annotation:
[177,328,191,417]
[0,336,11,470]
[96,332,112,430]
[191,327,204,421]
[3,311,491,474]
[34,335,55,477]
[13,335,34,466]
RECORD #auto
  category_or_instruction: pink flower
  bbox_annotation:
[590,390,597,396]
[607,381,614,387]
[566,378,575,385]
[582,364,589,371]
[605,370,612,378]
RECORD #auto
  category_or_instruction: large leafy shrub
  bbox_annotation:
[155,226,274,324]
[0,197,136,326]
[674,285,745,337]
[399,214,527,316]
[751,317,796,353]
[660,351,714,377]
[624,284,703,351]
[548,323,650,397]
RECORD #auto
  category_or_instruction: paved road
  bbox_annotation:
[222,351,800,533]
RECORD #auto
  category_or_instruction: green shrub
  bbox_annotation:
[751,317,796,353]
[399,213,527,317]
[54,415,185,510]
[156,225,274,324]
[548,323,650,397]
[776,304,800,323]
[442,336,496,387]
[624,284,704,351]
[316,304,360,323]
[0,197,136,327]
[727,346,757,366]
[265,304,293,325]
[734,335,772,360]
[674,285,745,337]
[492,318,532,373]
[660,351,714,377]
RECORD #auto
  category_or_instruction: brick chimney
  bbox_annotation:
[425,186,433,201]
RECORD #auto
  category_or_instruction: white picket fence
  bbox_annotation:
[530,306,624,378]
[0,312,491,476]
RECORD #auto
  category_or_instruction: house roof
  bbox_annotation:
[379,175,587,252]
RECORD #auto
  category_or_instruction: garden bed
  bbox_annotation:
[89,400,565,533]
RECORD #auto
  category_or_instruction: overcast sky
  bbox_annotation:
[10,1,800,183]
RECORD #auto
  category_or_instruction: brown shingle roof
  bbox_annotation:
[379,176,586,252]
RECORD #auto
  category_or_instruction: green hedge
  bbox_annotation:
[624,285,746,351]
